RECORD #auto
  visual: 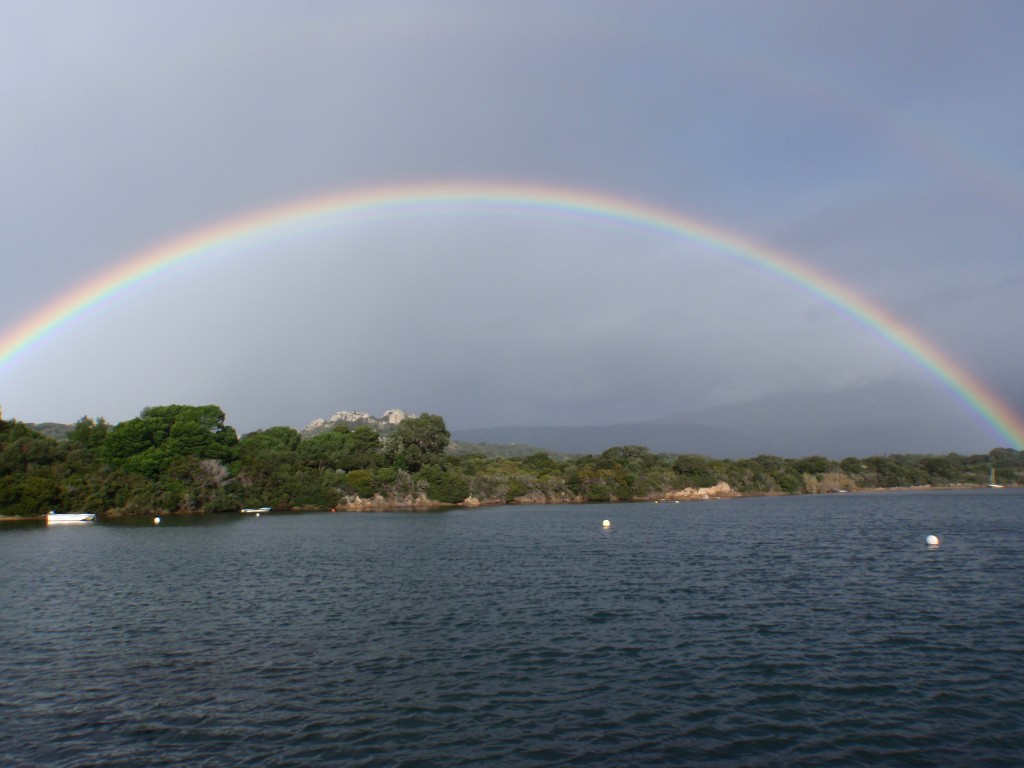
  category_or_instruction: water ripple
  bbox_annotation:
[1,491,1022,766]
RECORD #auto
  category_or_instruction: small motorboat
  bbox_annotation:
[47,511,97,524]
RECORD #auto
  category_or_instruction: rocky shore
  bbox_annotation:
[328,481,739,512]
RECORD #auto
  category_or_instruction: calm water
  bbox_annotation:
[2,491,1022,766]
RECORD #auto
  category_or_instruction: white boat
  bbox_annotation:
[241,506,272,514]
[987,468,1004,488]
[47,511,97,524]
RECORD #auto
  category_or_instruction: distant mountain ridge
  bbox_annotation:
[450,422,786,459]
[23,422,73,441]
[451,382,1000,458]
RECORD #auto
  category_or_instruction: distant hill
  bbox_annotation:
[452,382,1001,459]
[24,422,73,441]
[450,423,785,459]
[448,439,575,460]
[647,381,995,457]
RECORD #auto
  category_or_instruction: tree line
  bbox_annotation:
[0,404,1020,517]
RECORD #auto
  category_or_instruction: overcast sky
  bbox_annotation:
[2,1,1022,445]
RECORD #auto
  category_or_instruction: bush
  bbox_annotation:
[343,469,376,498]
[423,466,470,504]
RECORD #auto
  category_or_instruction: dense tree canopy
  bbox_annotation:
[384,413,450,472]
[0,403,1020,517]
[102,405,238,477]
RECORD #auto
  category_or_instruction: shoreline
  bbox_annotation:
[1,483,1013,521]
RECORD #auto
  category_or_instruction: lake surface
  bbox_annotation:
[2,491,1022,766]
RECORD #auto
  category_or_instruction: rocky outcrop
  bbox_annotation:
[335,492,442,510]
[381,409,408,424]
[662,482,736,500]
[302,409,410,437]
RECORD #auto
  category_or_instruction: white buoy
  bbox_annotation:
[154,517,161,525]
[602,519,611,528]
[926,534,940,547]
[255,512,260,518]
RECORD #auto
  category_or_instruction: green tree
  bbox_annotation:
[350,425,384,468]
[521,452,558,473]
[343,468,376,498]
[67,416,109,450]
[241,426,302,454]
[102,405,238,477]
[384,413,450,472]
[234,426,303,507]
[300,425,381,471]
[840,457,863,475]
[672,454,719,488]
[10,474,61,515]
[793,456,832,476]
[421,464,470,503]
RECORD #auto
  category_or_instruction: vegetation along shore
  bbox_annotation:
[0,404,1019,518]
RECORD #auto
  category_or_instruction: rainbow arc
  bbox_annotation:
[1,181,1021,448]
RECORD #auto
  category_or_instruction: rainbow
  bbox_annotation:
[2,180,1022,448]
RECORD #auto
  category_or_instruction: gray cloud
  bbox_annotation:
[2,1,1022,449]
